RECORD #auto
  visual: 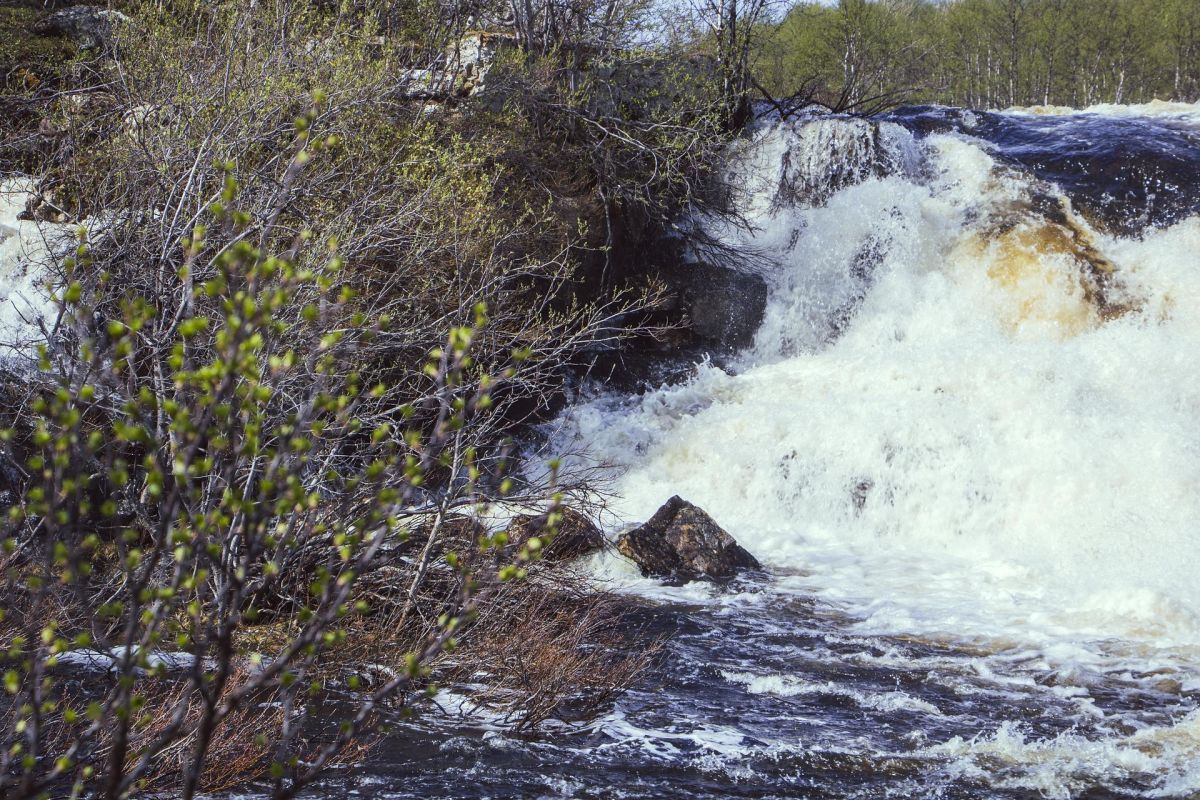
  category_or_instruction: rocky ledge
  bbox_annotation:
[617,496,759,581]
[32,6,127,51]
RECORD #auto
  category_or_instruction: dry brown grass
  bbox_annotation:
[461,581,659,731]
[1,494,651,794]
[225,510,655,739]
[118,669,284,795]
[307,516,655,725]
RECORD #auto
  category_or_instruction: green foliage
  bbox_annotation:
[0,0,738,784]
[0,0,685,793]
[0,133,523,797]
[486,46,730,270]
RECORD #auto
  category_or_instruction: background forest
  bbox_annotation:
[754,0,1200,112]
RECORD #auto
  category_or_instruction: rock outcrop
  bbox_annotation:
[665,260,769,352]
[617,496,759,581]
[32,6,128,51]
[506,507,605,562]
[399,31,516,100]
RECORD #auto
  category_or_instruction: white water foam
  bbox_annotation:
[721,670,945,716]
[1004,99,1200,121]
[555,112,1200,792]
[930,711,1200,799]
[566,123,1200,643]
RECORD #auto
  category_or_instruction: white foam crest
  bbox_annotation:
[593,702,762,760]
[1004,99,1200,121]
[698,114,923,266]
[930,711,1200,799]
[721,670,944,716]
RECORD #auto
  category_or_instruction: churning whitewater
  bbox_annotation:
[548,104,1200,798]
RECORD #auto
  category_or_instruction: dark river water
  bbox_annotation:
[302,575,1197,799]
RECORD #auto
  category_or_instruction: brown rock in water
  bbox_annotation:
[506,507,605,562]
[617,496,759,581]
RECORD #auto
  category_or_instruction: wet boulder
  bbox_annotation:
[579,254,770,392]
[506,507,605,562]
[639,256,769,357]
[617,496,759,581]
[673,261,769,352]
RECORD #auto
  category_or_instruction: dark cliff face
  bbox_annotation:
[554,164,770,392]
[883,105,1200,236]
[571,214,769,392]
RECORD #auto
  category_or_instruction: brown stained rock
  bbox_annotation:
[617,496,759,581]
[505,507,605,562]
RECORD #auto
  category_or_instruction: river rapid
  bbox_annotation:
[308,101,1200,799]
[9,101,1200,799]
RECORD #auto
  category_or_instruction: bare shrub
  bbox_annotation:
[0,0,732,795]
[461,576,660,731]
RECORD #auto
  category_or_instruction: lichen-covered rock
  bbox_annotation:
[506,507,605,562]
[399,31,516,100]
[617,496,759,580]
[32,6,128,51]
[18,188,69,223]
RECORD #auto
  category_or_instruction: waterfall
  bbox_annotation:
[552,108,1200,795]
[567,109,1200,625]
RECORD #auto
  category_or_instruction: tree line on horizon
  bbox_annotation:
[753,0,1200,112]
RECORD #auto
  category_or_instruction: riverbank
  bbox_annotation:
[0,1,752,795]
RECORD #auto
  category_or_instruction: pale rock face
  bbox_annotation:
[122,103,176,140]
[31,6,129,51]
[0,179,56,355]
[399,32,517,100]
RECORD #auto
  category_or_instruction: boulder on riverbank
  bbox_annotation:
[664,259,769,352]
[617,496,759,581]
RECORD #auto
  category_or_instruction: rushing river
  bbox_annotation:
[304,101,1200,799]
[8,101,1199,799]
